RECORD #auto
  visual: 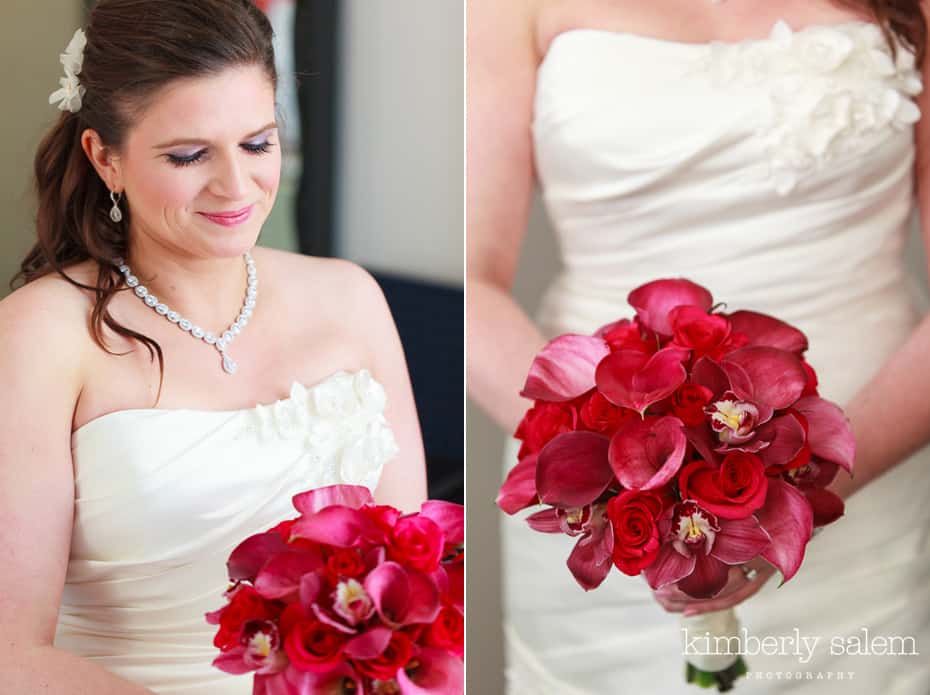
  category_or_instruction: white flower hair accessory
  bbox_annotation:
[49,29,87,113]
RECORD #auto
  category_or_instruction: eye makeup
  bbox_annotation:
[165,139,277,168]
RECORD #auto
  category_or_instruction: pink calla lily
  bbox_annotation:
[727,311,809,354]
[802,488,846,526]
[608,416,687,490]
[256,663,363,695]
[227,532,289,583]
[628,278,714,336]
[419,501,464,545]
[396,646,465,695]
[754,478,813,582]
[536,432,613,508]
[520,334,610,402]
[596,346,690,413]
[343,625,393,659]
[364,561,441,628]
[496,453,540,514]
[751,413,807,469]
[291,507,387,548]
[254,549,325,600]
[793,396,856,474]
[293,484,374,515]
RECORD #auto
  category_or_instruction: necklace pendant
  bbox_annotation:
[222,353,238,375]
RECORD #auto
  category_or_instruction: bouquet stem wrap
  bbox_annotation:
[681,608,741,672]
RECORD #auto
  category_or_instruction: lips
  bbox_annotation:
[198,205,254,227]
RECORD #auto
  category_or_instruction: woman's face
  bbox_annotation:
[115,64,281,260]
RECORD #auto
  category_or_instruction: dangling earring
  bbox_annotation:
[109,190,123,223]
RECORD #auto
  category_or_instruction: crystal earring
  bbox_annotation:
[109,190,123,223]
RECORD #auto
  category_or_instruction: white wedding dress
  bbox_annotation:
[54,369,398,693]
[502,19,930,694]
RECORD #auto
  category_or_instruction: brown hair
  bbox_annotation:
[11,0,276,401]
[839,1,928,67]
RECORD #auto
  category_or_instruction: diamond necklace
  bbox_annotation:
[113,252,256,375]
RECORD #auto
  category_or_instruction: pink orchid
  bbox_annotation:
[608,416,688,490]
[595,346,690,413]
[628,278,714,336]
[644,501,771,598]
[212,620,287,676]
[719,347,808,422]
[566,504,614,591]
[520,334,610,401]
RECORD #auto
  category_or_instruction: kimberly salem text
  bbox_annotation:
[682,628,920,665]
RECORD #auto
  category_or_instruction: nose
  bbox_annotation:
[210,151,249,201]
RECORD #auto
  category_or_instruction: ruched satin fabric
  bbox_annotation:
[502,19,930,694]
[55,370,397,693]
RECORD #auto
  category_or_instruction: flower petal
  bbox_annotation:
[364,562,441,627]
[628,279,713,336]
[292,484,374,515]
[754,414,807,469]
[343,626,393,659]
[722,347,807,411]
[419,501,465,545]
[711,516,772,564]
[677,552,730,599]
[226,531,289,583]
[754,478,813,582]
[596,347,689,412]
[536,432,613,508]
[793,396,856,474]
[496,454,540,514]
[727,311,808,354]
[566,518,614,591]
[520,334,609,401]
[803,488,846,526]
[525,508,562,533]
[291,507,386,547]
[254,550,325,600]
[608,416,687,490]
[643,542,696,589]
[396,647,464,695]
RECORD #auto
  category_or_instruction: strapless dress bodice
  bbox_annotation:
[55,369,398,693]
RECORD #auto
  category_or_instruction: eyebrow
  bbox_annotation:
[153,122,278,149]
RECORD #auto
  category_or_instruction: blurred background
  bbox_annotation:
[0,0,463,504]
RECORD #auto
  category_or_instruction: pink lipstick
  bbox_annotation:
[199,205,253,227]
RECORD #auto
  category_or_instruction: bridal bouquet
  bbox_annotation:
[207,485,464,695]
[497,278,855,691]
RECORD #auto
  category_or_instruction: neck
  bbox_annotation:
[124,230,251,331]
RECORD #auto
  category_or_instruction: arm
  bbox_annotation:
[466,0,549,434]
[0,286,155,694]
[342,265,428,513]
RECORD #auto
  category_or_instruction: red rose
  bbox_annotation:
[284,618,348,673]
[670,383,714,427]
[355,631,414,681]
[601,318,656,353]
[326,548,367,580]
[213,585,274,650]
[670,306,732,358]
[362,504,403,538]
[515,400,578,458]
[678,453,768,519]
[606,490,666,576]
[277,602,307,641]
[425,605,464,657]
[580,390,637,434]
[390,516,444,573]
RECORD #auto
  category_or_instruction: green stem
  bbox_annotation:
[685,656,748,692]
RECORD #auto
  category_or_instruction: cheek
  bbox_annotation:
[128,164,205,215]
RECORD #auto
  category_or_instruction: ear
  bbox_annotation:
[80,128,123,192]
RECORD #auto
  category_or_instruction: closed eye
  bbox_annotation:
[165,140,276,168]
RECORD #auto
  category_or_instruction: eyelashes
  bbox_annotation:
[166,141,276,168]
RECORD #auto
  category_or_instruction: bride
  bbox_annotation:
[468,0,930,692]
[0,1,426,693]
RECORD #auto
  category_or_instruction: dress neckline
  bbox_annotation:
[70,369,363,438]
[541,17,878,63]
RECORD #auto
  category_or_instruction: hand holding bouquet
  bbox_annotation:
[208,485,464,695]
[498,279,855,690]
